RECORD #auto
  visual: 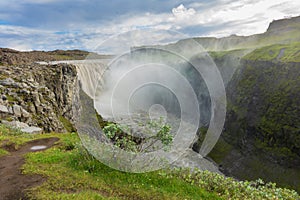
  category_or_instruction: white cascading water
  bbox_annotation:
[69,57,221,173]
[44,58,222,174]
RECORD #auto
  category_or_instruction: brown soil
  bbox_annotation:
[0,137,59,200]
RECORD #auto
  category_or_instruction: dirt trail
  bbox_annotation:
[0,137,59,200]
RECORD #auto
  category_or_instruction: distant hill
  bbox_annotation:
[141,15,300,52]
[0,48,112,65]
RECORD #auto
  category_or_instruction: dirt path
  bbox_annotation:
[0,137,59,200]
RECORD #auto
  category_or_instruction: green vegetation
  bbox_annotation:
[103,123,141,152]
[0,125,299,199]
[215,42,300,192]
[96,111,109,128]
[27,143,220,200]
[193,127,233,164]
[50,50,112,61]
[169,169,298,200]
[208,49,247,60]
[103,119,173,152]
[228,59,300,158]
[207,137,233,164]
[6,94,17,103]
[59,115,76,133]
[243,42,300,62]
[0,124,31,148]
[0,148,8,157]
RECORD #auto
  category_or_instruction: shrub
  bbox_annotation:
[103,118,173,152]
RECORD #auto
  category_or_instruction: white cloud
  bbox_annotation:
[167,0,300,37]
[5,41,33,51]
[172,4,196,19]
[205,0,300,36]
[1,0,300,51]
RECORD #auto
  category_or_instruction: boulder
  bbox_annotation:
[0,104,13,118]
[21,126,43,134]
[0,78,19,87]
[12,105,22,117]
[0,104,10,113]
[21,108,30,118]
[1,120,43,134]
[2,120,29,128]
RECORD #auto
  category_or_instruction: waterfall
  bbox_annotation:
[74,60,109,99]
[42,58,223,174]
[43,59,109,99]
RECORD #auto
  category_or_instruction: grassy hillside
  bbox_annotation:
[154,16,300,52]
[0,125,299,200]
[243,42,300,62]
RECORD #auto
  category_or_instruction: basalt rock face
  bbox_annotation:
[209,56,300,192]
[226,59,300,161]
[0,61,78,132]
[169,16,300,192]
[0,48,110,133]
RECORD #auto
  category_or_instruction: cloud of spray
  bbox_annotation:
[74,29,227,172]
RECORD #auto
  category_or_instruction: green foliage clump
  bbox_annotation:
[165,168,299,200]
[103,118,173,152]
[103,123,139,152]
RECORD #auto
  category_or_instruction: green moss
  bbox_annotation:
[207,137,233,164]
[243,42,300,62]
[209,49,246,60]
[95,111,109,129]
[222,50,300,192]
[59,115,76,133]
[6,94,16,102]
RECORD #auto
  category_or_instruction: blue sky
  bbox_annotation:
[0,0,299,51]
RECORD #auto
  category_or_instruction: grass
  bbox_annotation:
[0,125,220,200]
[243,42,300,62]
[22,135,221,200]
[0,148,9,157]
[208,49,248,60]
[208,42,300,63]
[0,124,299,199]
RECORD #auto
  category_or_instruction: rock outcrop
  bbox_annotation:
[0,48,112,132]
[205,43,300,192]
[0,62,77,132]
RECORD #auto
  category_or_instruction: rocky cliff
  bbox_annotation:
[204,42,300,192]
[0,50,81,133]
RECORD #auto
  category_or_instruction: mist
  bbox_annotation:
[92,48,213,129]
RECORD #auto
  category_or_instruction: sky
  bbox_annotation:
[0,0,299,51]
